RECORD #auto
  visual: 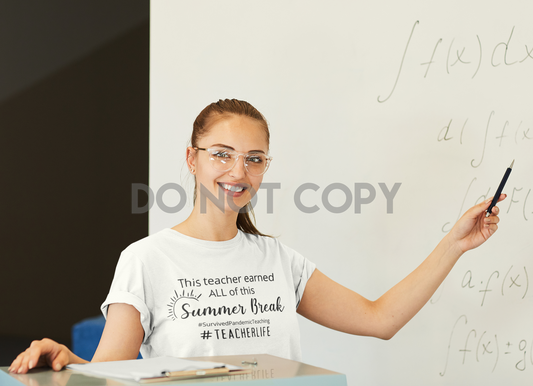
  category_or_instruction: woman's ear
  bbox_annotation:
[186,146,197,174]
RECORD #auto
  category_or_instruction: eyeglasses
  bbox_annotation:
[194,147,272,176]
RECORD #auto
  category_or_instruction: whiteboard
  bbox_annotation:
[149,1,533,384]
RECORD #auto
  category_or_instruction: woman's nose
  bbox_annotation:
[228,154,246,178]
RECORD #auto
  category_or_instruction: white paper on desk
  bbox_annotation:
[67,356,239,381]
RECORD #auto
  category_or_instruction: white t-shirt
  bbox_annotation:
[101,229,316,361]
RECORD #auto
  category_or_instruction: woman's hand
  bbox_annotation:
[448,195,506,254]
[8,304,142,375]
[8,338,84,374]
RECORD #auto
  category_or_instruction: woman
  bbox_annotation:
[9,99,505,374]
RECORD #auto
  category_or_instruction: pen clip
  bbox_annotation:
[161,365,227,377]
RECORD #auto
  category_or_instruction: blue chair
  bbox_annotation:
[71,315,142,360]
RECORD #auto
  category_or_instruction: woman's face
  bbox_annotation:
[190,114,269,215]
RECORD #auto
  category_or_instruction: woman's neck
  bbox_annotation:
[172,203,239,241]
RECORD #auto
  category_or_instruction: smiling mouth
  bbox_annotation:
[218,183,247,193]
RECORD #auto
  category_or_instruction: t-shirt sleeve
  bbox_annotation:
[280,243,316,309]
[100,251,153,342]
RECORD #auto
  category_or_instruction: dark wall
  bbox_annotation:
[0,8,149,363]
[0,1,149,102]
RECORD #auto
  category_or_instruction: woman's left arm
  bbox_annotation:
[297,195,506,340]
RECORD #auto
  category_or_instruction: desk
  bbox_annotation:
[0,354,347,386]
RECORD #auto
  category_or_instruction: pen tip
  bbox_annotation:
[510,159,515,169]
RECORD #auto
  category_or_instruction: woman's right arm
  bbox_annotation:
[9,303,144,374]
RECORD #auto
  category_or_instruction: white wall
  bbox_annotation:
[150,1,533,384]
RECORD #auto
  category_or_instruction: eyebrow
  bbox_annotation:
[210,143,266,154]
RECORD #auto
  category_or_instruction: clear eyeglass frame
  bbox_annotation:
[193,147,273,176]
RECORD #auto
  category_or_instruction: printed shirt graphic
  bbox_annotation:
[101,229,316,361]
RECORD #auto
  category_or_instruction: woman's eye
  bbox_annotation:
[213,151,230,158]
[247,156,263,164]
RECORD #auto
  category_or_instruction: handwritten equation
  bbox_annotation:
[378,21,533,102]
[441,178,533,232]
[440,315,533,376]
[461,265,529,307]
[436,110,532,168]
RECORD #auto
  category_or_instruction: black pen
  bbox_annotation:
[486,160,514,217]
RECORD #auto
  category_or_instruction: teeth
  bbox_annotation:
[222,184,244,192]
